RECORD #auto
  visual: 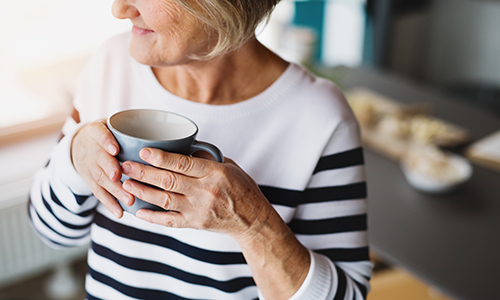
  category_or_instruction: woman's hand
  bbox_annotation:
[121,147,310,299]
[71,119,134,218]
[120,147,273,240]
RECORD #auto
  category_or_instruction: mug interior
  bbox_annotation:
[109,110,197,141]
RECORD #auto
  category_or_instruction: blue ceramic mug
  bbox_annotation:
[107,109,224,214]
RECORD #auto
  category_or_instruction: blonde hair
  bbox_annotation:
[175,0,280,60]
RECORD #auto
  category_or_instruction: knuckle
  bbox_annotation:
[175,155,193,173]
[210,167,229,184]
[160,193,172,209]
[159,172,176,191]
[103,128,117,142]
[209,188,222,200]
[136,167,148,180]
[95,171,107,185]
[85,122,96,130]
[162,217,177,228]
[213,164,227,176]
[88,120,116,146]
[87,120,104,133]
[197,216,213,230]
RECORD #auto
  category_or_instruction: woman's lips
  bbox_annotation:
[132,25,154,36]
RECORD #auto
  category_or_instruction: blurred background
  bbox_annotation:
[1,0,500,299]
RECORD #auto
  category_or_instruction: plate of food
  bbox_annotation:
[346,88,470,160]
[400,145,473,194]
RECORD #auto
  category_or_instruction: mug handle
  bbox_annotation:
[190,141,224,163]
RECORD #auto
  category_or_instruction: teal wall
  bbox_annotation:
[292,1,326,63]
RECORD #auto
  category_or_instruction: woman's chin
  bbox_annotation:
[129,46,184,67]
[129,45,153,66]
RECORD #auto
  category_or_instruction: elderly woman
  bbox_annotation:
[29,0,372,299]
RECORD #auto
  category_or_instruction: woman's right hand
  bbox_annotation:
[71,119,134,218]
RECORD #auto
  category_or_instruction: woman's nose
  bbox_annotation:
[112,0,140,20]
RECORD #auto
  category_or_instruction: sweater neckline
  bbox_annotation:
[135,59,305,123]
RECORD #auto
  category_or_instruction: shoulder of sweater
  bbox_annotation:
[288,64,356,125]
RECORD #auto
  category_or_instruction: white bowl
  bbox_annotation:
[400,153,473,194]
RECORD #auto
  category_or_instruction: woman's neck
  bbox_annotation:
[152,39,289,105]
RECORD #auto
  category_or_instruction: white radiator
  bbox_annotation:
[0,176,87,289]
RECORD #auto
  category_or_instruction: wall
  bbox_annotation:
[258,0,366,67]
[387,0,500,89]
[425,0,500,88]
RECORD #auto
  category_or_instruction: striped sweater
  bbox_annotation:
[29,33,372,299]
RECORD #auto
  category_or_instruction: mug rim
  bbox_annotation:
[107,109,199,142]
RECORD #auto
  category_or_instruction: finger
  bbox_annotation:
[135,209,185,228]
[87,180,124,219]
[122,178,185,211]
[88,120,120,156]
[96,149,122,182]
[121,161,195,194]
[139,148,209,177]
[91,165,134,206]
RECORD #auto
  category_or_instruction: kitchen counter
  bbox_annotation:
[329,66,500,300]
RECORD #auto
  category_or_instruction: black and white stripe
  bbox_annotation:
[29,143,371,299]
[30,148,369,299]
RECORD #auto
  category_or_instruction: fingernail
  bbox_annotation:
[122,162,131,174]
[140,149,151,160]
[113,208,122,219]
[125,195,135,206]
[109,170,117,181]
[108,145,117,155]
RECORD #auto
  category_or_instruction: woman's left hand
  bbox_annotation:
[120,147,273,240]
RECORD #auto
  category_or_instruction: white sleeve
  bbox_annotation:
[288,249,334,300]
[51,118,92,196]
[286,121,372,299]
